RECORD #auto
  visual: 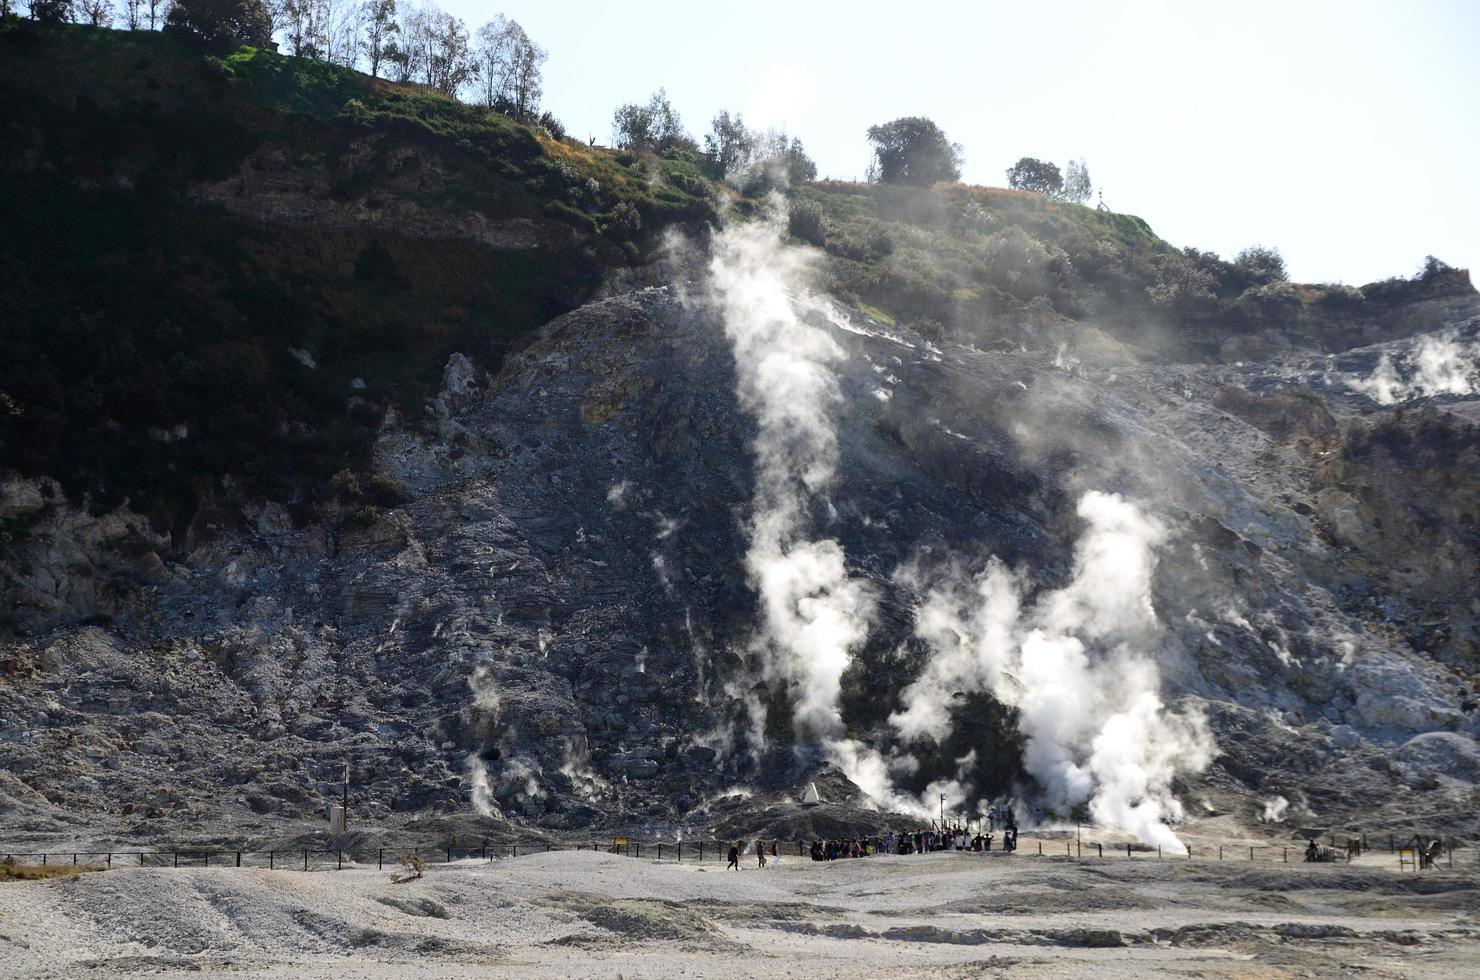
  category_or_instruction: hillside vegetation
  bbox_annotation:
[0,23,720,533]
[791,183,1476,359]
[2,23,1473,542]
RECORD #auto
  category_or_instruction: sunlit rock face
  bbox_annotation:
[1,279,1477,846]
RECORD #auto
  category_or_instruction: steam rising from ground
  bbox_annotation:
[1347,330,1480,403]
[708,200,876,747]
[466,665,502,818]
[894,492,1213,852]
[706,201,1209,847]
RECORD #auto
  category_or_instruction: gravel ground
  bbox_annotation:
[2,848,1478,978]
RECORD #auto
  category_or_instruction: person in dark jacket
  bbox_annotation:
[727,841,740,870]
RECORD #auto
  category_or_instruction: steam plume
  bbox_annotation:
[708,199,875,745]
[895,492,1213,851]
[1347,329,1480,403]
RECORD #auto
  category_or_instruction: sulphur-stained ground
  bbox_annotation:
[0,849,1477,978]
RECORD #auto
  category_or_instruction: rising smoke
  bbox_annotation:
[706,200,1211,847]
[466,664,502,817]
[894,492,1213,851]
[707,198,876,747]
[1347,329,1480,404]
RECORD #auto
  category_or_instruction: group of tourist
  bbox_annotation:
[806,825,1020,861]
[723,805,1049,869]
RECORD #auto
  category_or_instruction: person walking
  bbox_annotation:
[756,838,767,869]
[727,841,741,871]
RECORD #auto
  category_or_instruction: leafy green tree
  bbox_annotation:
[612,89,690,153]
[865,117,962,186]
[1063,158,1092,203]
[763,131,817,185]
[27,0,74,21]
[166,0,273,45]
[702,110,755,178]
[1234,245,1287,284]
[1005,157,1063,196]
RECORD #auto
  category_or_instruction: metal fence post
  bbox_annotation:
[303,849,308,872]
[1158,846,1162,859]
[107,853,112,868]
[378,848,383,870]
[1096,843,1102,858]
[173,851,178,869]
[72,853,77,865]
[337,850,343,871]
[1218,846,1223,861]
[1250,847,1254,862]
[270,851,274,870]
[1283,847,1288,863]
[236,851,241,868]
[1126,844,1132,858]
[699,843,704,861]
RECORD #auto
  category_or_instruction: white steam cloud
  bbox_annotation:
[1347,330,1480,404]
[709,198,875,745]
[894,492,1214,852]
[466,664,502,818]
[706,202,1209,847]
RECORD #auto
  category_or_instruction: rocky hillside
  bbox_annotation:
[2,23,1479,848]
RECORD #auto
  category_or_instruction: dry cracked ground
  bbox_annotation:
[1,849,1478,978]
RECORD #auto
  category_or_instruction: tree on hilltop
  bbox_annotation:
[78,0,113,25]
[474,14,546,118]
[1063,158,1092,203]
[1005,157,1063,196]
[361,0,398,77]
[26,0,74,21]
[613,89,692,154]
[702,110,755,178]
[166,0,273,46]
[1234,245,1287,284]
[865,117,962,186]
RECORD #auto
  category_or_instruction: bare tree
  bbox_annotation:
[473,14,545,117]
[360,0,397,78]
[320,0,362,67]
[147,0,168,28]
[401,3,472,95]
[78,0,112,24]
[276,0,313,55]
[121,0,143,28]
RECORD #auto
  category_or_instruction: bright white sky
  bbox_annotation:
[435,0,1479,285]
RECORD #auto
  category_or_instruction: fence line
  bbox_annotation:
[3,835,1472,873]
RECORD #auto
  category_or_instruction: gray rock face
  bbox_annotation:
[1,286,1476,844]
